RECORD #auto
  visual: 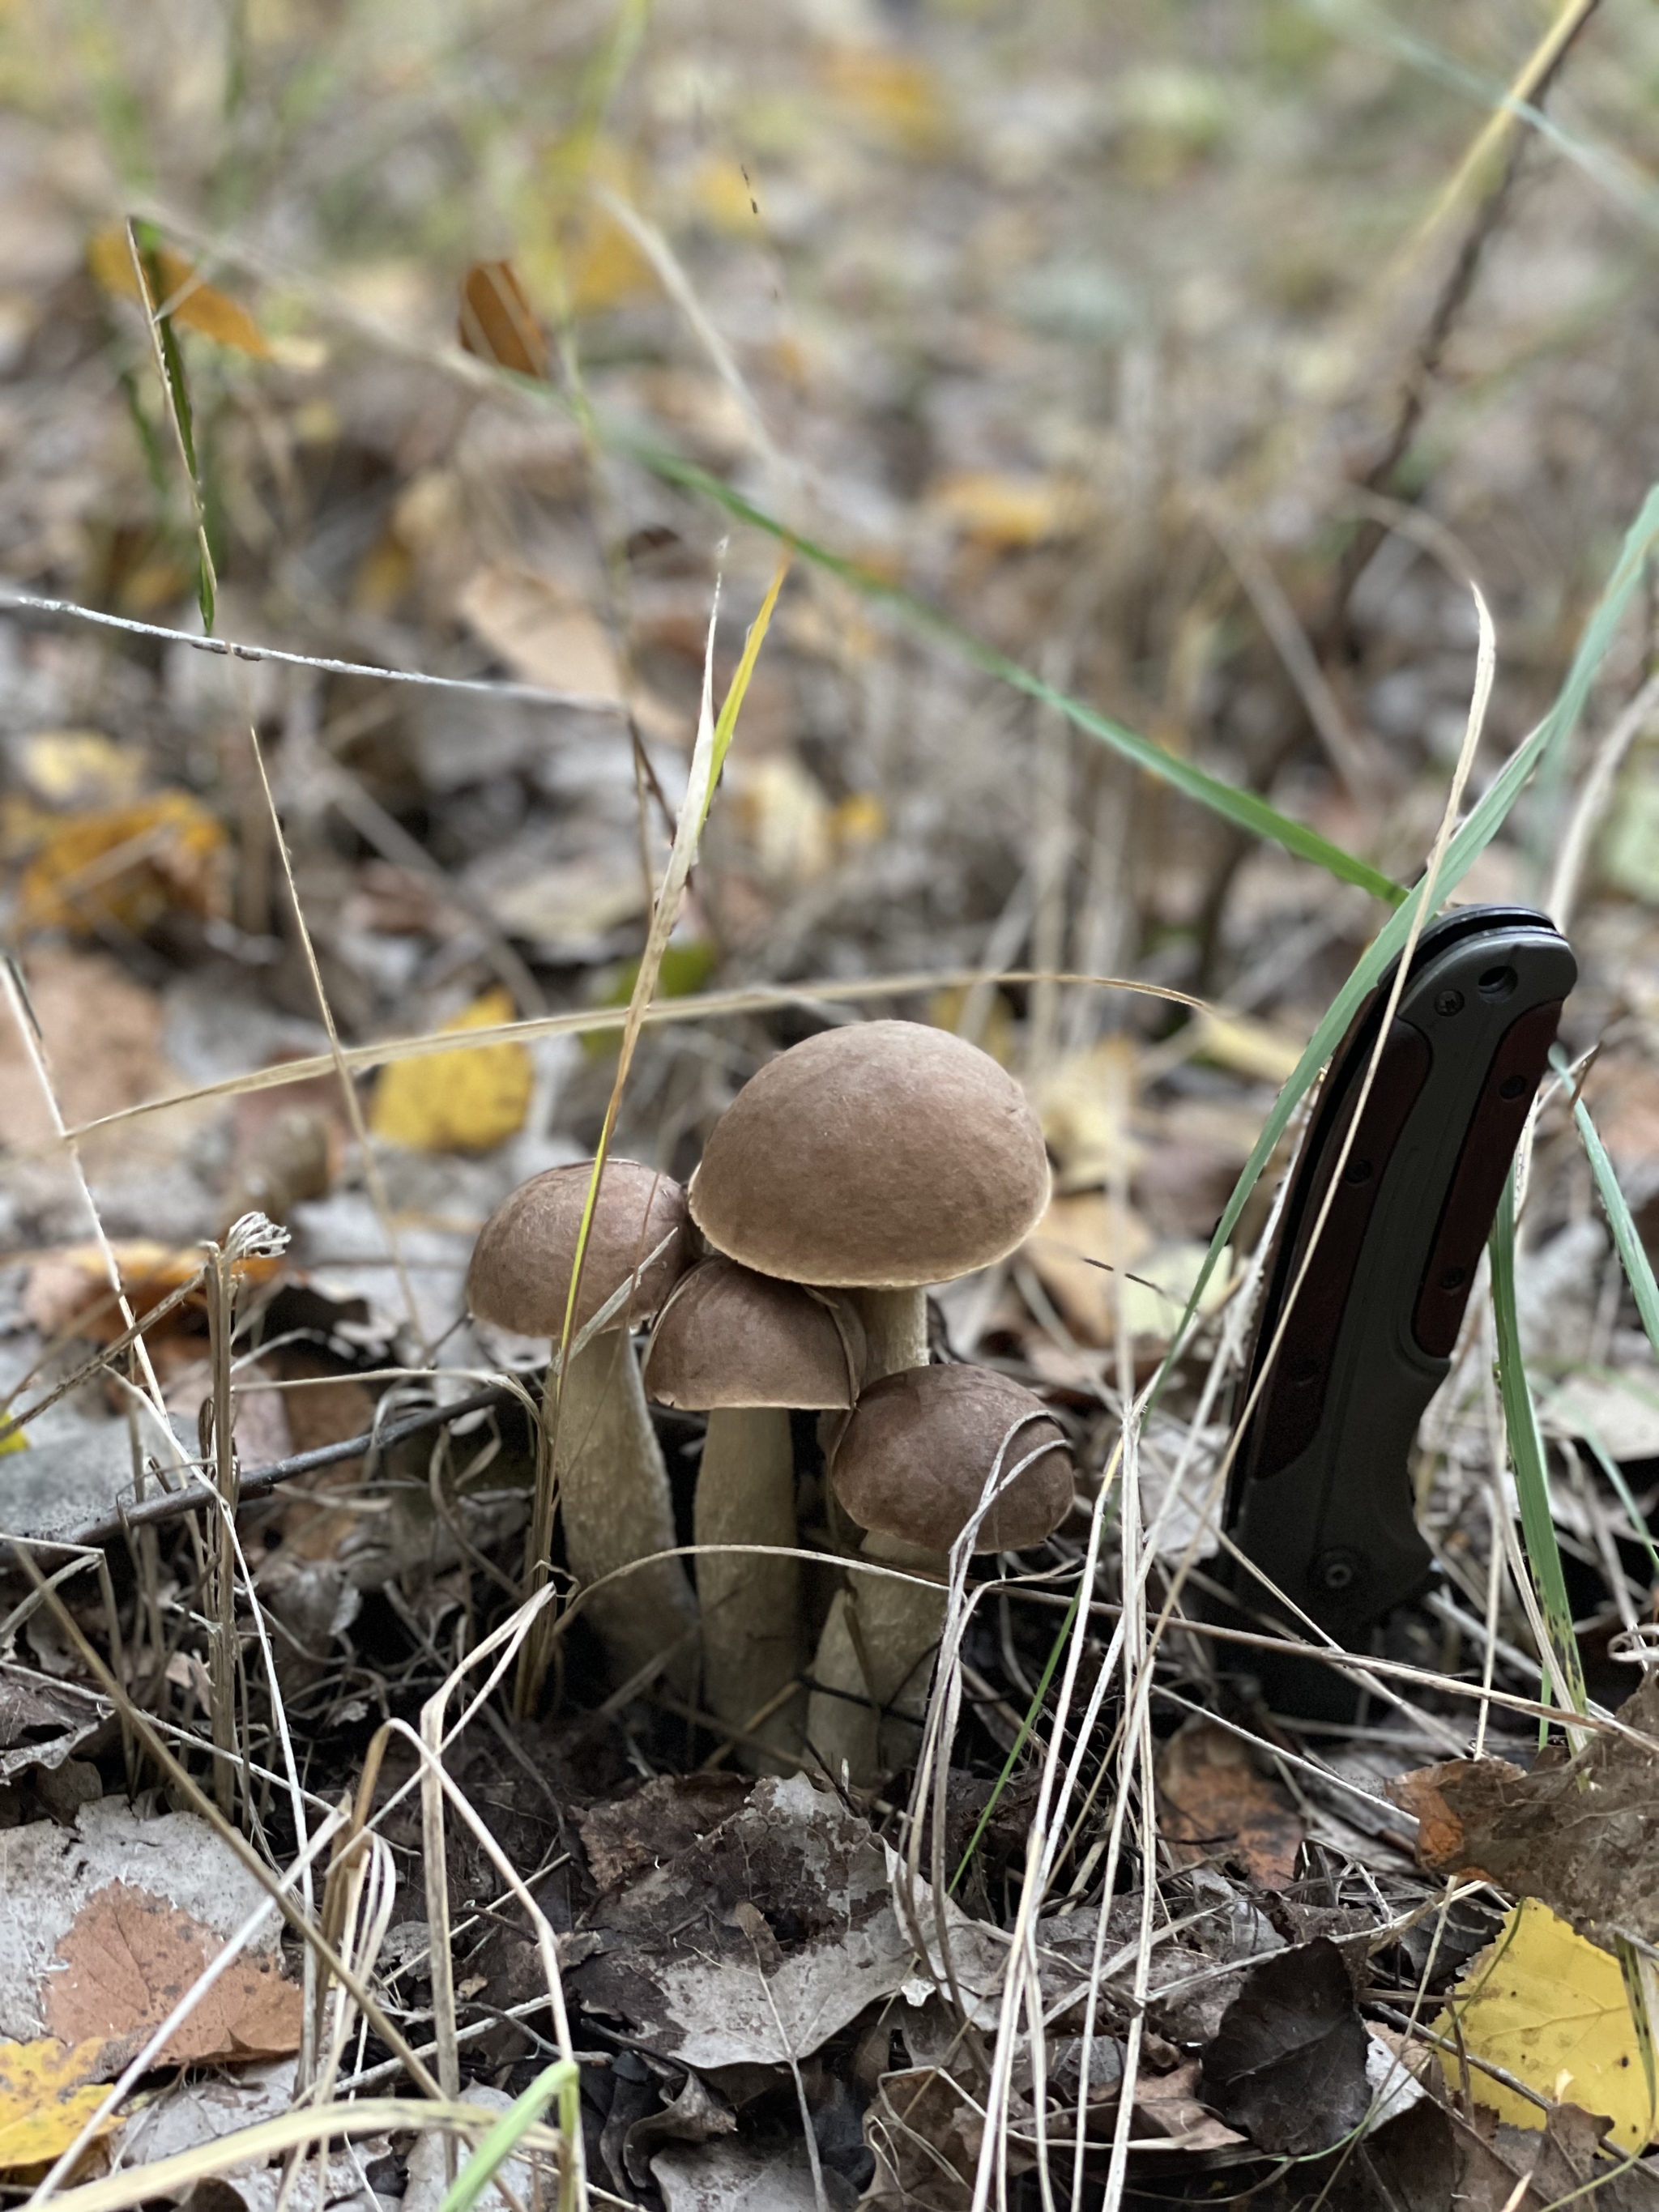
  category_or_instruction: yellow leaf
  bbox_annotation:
[18,791,228,937]
[13,731,143,812]
[693,155,761,234]
[87,228,272,358]
[0,1420,23,1455]
[564,207,656,314]
[931,471,1085,551]
[0,2036,117,2170]
[1191,1010,1307,1086]
[830,792,886,852]
[369,990,532,1155]
[818,45,947,153]
[1439,1898,1658,2153]
[727,757,834,888]
[1033,1037,1143,1191]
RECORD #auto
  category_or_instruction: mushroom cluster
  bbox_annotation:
[466,1020,1075,1788]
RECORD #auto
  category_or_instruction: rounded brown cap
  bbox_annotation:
[689,1021,1050,1289]
[467,1159,689,1337]
[643,1259,864,1411]
[830,1364,1073,1553]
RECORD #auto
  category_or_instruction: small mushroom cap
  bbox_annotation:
[689,1021,1051,1289]
[467,1159,689,1337]
[644,1259,864,1411]
[830,1365,1073,1554]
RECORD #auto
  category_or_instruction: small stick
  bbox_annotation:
[19,1383,518,1554]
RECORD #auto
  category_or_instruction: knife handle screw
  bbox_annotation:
[1315,1549,1361,1593]
[1499,1074,1529,1100]
[1439,1265,1469,1291]
[1435,988,1465,1016]
[1342,1157,1374,1184]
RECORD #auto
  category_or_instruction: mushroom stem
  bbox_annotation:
[847,1287,928,1381]
[805,1532,945,1789]
[548,1328,698,1695]
[694,1407,803,1771]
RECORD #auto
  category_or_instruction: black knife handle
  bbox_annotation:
[1222,906,1576,1698]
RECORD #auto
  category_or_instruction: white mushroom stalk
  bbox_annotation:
[467,1160,699,1697]
[806,1364,1074,1789]
[645,1260,864,1771]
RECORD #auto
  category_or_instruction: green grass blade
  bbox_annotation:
[1145,479,1659,1393]
[617,434,1405,905]
[1577,1422,1659,1587]
[950,1590,1079,1894]
[437,2060,579,2212]
[1573,1090,1659,1366]
[1489,1165,1587,1717]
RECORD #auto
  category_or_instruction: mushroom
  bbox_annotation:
[812,1363,1074,1786]
[644,1257,864,1768]
[467,1159,698,1694]
[688,1020,1051,1380]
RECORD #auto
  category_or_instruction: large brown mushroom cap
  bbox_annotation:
[467,1159,689,1336]
[830,1364,1073,1553]
[689,1021,1050,1289]
[644,1259,864,1411]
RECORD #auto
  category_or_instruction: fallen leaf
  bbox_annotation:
[45,1882,301,2069]
[0,1801,292,2044]
[1438,1898,1655,2153]
[457,260,548,377]
[0,2036,117,2170]
[23,1239,279,1344]
[9,731,144,812]
[1389,1673,1659,1946]
[0,1665,111,1782]
[561,204,658,315]
[818,45,949,154]
[1031,1038,1143,1191]
[17,791,228,937]
[1132,2060,1247,2151]
[930,470,1083,550]
[1188,1008,1307,1086]
[1200,1938,1371,2154]
[1155,1715,1305,1888]
[369,987,532,1153]
[457,563,623,698]
[724,757,834,888]
[568,1773,1085,2069]
[87,228,273,357]
[0,948,181,1161]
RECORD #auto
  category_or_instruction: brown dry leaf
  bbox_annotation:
[86,228,272,357]
[457,564,623,698]
[458,259,548,377]
[1132,2061,1247,2151]
[17,791,228,938]
[44,1882,301,2068]
[23,1240,281,1345]
[1024,1188,1150,1344]
[0,948,176,1155]
[1156,1714,1305,1889]
[0,2035,117,2170]
[1388,1672,1659,1946]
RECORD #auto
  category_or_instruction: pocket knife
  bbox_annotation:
[1221,904,1576,1715]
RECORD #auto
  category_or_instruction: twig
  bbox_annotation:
[15,1383,517,1552]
